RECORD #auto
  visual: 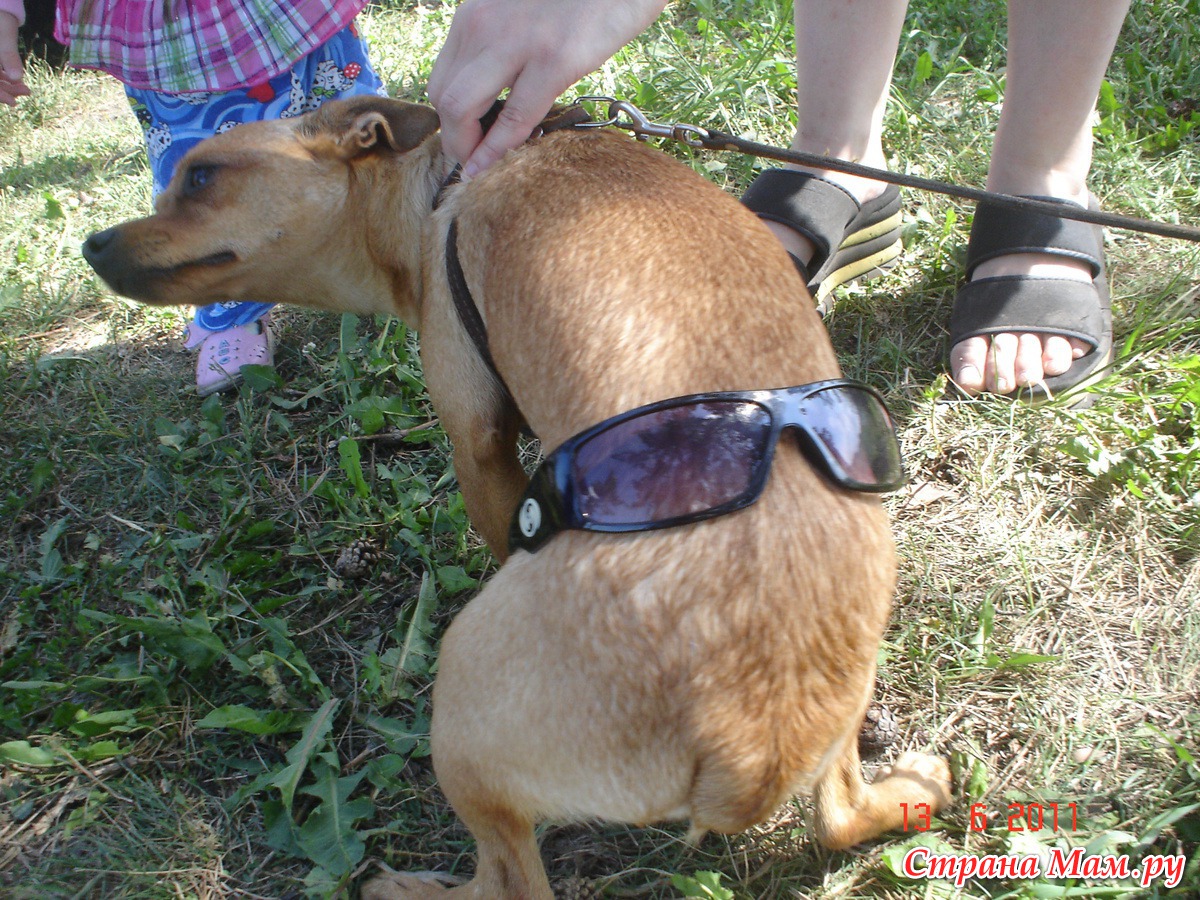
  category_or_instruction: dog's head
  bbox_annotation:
[82,96,440,316]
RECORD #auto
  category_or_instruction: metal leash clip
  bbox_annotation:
[572,96,710,147]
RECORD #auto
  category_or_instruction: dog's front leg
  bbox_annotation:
[447,398,527,562]
[420,320,527,561]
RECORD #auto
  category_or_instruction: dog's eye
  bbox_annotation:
[183,165,217,195]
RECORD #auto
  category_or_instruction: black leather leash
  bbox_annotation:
[433,95,1199,409]
[572,96,1200,245]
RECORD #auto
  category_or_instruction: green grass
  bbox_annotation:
[2,1,1198,897]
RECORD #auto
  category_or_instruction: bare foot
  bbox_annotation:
[759,167,1095,397]
[949,252,1092,395]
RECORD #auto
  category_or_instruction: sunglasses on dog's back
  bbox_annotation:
[509,379,905,554]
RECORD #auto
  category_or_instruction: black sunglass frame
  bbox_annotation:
[508,378,906,555]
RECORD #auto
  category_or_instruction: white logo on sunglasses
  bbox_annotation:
[518,499,542,537]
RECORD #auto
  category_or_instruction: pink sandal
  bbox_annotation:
[185,317,276,397]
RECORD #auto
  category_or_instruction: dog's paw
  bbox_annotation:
[876,751,953,811]
[360,867,463,899]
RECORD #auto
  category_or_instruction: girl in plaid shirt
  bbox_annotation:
[0,1,385,396]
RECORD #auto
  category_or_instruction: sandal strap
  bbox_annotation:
[966,196,1104,279]
[949,276,1108,350]
[741,170,861,275]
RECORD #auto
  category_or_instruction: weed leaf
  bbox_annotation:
[295,763,372,876]
[196,704,303,735]
[385,571,438,697]
[112,613,226,672]
[363,713,430,758]
[270,698,339,810]
[338,437,370,498]
[670,871,734,899]
[0,740,58,767]
[241,364,284,391]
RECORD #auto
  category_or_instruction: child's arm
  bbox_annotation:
[0,3,30,106]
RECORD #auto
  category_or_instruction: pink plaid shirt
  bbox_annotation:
[51,0,369,93]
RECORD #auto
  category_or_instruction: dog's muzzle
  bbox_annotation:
[82,227,236,300]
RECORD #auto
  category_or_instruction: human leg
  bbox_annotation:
[766,0,909,263]
[126,85,286,394]
[741,0,909,307]
[790,0,909,206]
[951,0,1131,395]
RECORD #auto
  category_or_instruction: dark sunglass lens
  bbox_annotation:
[805,387,904,487]
[572,401,772,526]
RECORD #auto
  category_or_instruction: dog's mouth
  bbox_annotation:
[111,250,239,301]
[146,250,239,278]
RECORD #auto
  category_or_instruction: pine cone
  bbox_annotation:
[553,875,602,900]
[335,538,378,580]
[858,702,899,756]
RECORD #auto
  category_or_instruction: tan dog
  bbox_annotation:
[83,96,952,898]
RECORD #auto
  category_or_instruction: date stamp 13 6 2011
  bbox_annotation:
[904,800,1081,833]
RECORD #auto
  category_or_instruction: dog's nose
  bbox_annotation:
[82,227,117,264]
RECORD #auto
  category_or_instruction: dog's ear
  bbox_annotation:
[346,99,440,155]
[301,97,440,158]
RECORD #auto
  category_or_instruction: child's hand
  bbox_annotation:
[1,11,30,106]
[0,11,31,106]
[428,0,668,178]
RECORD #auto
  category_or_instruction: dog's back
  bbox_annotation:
[453,128,843,441]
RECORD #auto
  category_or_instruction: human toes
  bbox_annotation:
[984,332,1021,394]
[1041,335,1089,378]
[1012,332,1053,387]
[950,336,989,394]
[954,333,1045,395]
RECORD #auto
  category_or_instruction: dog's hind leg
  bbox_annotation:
[363,569,608,900]
[360,795,551,900]
[442,760,555,899]
[812,740,953,850]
